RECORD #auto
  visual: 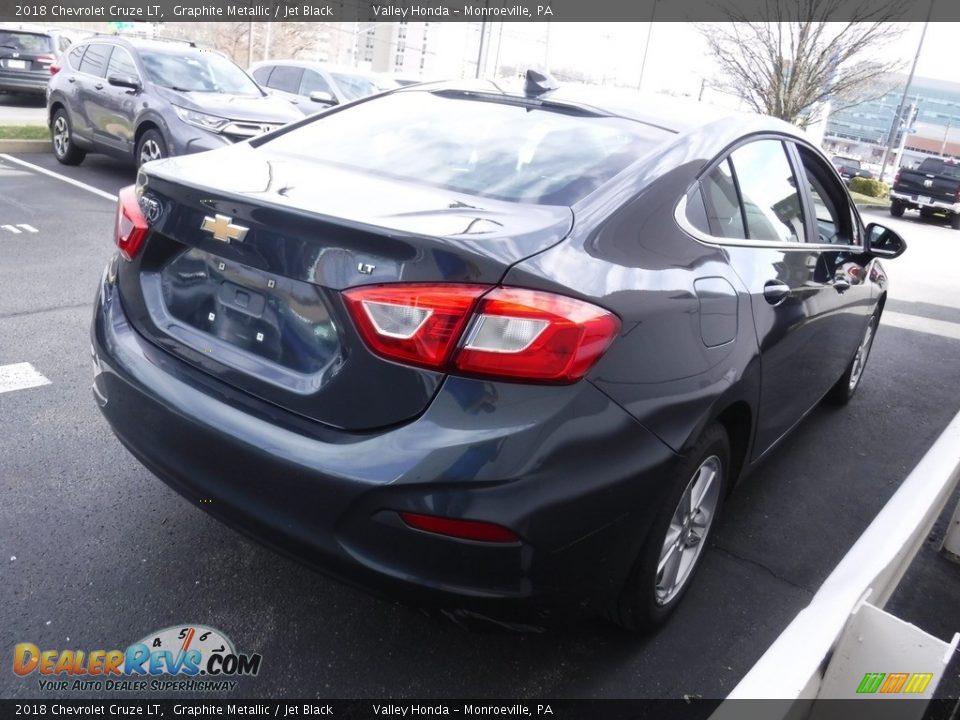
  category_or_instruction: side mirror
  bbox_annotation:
[108,74,140,91]
[864,222,907,259]
[309,91,337,106]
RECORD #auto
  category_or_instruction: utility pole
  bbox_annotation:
[638,1,658,91]
[247,21,254,67]
[941,117,952,156]
[879,0,934,181]
[475,18,488,78]
[893,97,919,170]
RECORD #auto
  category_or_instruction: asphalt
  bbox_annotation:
[1,150,959,702]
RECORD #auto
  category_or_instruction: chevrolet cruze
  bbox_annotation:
[91,74,906,630]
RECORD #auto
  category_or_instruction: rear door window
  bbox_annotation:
[67,45,85,70]
[78,43,111,77]
[698,159,747,239]
[729,140,807,243]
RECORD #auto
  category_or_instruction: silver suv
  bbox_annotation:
[47,36,302,167]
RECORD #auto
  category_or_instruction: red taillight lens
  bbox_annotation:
[453,288,621,383]
[49,63,60,76]
[399,512,519,543]
[343,284,489,370]
[342,283,620,383]
[115,185,148,261]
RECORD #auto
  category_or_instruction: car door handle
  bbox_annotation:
[833,279,851,293]
[67,76,76,83]
[763,280,791,305]
[94,83,103,90]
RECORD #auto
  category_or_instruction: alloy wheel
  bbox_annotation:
[53,116,69,158]
[848,316,876,392]
[139,139,163,165]
[655,455,722,606]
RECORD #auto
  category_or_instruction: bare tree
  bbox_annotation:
[699,1,908,127]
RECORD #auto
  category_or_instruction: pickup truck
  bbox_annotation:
[831,156,875,184]
[890,157,960,229]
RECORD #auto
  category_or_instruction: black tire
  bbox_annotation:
[951,214,960,230]
[889,200,904,218]
[826,311,879,406]
[136,128,168,168]
[51,108,85,166]
[609,423,730,632]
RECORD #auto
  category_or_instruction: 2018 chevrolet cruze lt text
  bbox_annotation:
[91,74,906,631]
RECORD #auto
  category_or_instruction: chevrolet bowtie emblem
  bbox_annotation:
[201,214,248,243]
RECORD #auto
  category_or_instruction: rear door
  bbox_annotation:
[95,45,140,154]
[705,138,844,455]
[74,42,112,146]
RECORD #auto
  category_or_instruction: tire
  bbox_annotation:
[51,108,85,166]
[609,423,730,632]
[889,200,904,218]
[826,311,878,406]
[136,128,168,168]
[951,214,960,230]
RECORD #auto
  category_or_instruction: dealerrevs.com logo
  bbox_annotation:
[14,625,262,693]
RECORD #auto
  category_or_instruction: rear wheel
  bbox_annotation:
[826,312,878,405]
[609,423,729,632]
[889,200,904,217]
[136,128,167,168]
[51,108,85,166]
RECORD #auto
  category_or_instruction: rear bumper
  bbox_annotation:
[0,72,48,94]
[91,261,678,621]
[890,190,960,213]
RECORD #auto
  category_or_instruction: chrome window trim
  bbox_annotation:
[674,193,862,253]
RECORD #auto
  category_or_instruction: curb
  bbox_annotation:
[0,139,49,153]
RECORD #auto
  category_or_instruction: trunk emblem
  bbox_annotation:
[923,179,933,188]
[358,263,376,274]
[201,214,248,243]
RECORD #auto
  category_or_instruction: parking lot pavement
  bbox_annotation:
[0,93,46,125]
[1,153,959,700]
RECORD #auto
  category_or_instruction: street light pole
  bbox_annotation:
[879,0,934,181]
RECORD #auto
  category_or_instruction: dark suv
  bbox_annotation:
[0,24,77,95]
[46,36,302,167]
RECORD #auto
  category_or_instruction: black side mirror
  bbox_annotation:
[108,74,140,91]
[309,91,337,106]
[864,222,907,259]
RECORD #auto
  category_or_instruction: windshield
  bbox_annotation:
[140,50,262,95]
[263,90,667,205]
[0,31,52,53]
[330,72,378,101]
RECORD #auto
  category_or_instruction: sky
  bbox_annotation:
[435,21,960,97]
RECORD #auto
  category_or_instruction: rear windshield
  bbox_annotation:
[140,49,261,95]
[0,30,53,53]
[263,90,666,205]
[918,158,960,179]
[833,156,861,168]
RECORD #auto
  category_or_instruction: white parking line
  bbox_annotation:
[0,362,51,395]
[0,154,118,202]
[17,224,38,233]
[883,311,960,342]
[1,224,21,234]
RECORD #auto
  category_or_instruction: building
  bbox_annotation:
[823,74,960,172]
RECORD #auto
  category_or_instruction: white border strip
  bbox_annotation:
[0,154,118,202]
[726,406,960,700]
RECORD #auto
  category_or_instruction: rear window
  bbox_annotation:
[0,30,53,53]
[918,158,960,179]
[263,91,666,205]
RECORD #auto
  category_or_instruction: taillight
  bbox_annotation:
[342,283,620,383]
[115,185,148,261]
[399,512,519,543]
[49,64,60,76]
[36,54,55,66]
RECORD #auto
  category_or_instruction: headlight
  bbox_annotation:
[173,106,229,132]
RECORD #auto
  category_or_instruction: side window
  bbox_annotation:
[251,66,271,84]
[78,43,111,77]
[105,47,138,80]
[267,65,303,94]
[57,36,71,53]
[67,45,85,70]
[699,158,747,239]
[796,146,857,246]
[300,69,333,97]
[729,140,807,243]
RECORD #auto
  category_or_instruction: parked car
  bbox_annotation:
[249,60,385,114]
[47,36,302,167]
[890,157,960,229]
[0,24,77,95]
[831,155,875,185]
[91,74,906,631]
